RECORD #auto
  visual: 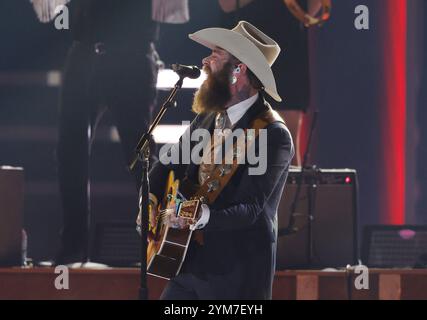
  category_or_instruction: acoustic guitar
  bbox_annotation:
[145,171,202,280]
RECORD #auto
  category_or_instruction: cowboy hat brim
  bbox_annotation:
[189,27,282,102]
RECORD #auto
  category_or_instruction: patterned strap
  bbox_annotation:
[194,107,284,205]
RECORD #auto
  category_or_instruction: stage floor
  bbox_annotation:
[1,266,426,300]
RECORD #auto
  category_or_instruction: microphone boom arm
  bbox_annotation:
[129,76,184,171]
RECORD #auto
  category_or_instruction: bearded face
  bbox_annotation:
[191,62,233,114]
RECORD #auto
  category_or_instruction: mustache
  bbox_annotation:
[203,65,212,75]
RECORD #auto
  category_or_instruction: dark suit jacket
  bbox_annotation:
[149,94,294,299]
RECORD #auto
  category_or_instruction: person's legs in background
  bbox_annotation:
[108,45,158,195]
[56,43,96,263]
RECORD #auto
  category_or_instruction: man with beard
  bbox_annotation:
[137,21,294,299]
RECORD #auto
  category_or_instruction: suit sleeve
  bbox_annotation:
[205,123,294,231]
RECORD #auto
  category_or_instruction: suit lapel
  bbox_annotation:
[184,94,270,184]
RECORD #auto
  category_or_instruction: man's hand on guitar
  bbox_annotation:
[168,202,210,231]
[136,194,210,237]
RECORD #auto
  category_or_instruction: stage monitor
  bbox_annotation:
[362,225,427,268]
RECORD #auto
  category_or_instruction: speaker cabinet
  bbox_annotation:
[0,166,24,266]
[92,221,141,267]
[277,168,358,269]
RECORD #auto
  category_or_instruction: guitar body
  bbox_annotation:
[146,171,201,280]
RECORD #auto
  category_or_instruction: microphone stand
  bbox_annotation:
[278,111,319,237]
[129,76,184,300]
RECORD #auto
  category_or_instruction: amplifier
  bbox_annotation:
[0,166,24,266]
[276,168,358,269]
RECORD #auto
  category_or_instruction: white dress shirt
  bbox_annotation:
[226,93,259,126]
[192,92,259,230]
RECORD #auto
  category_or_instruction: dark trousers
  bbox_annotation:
[160,273,215,300]
[57,41,158,256]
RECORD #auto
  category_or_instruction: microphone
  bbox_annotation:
[172,64,201,79]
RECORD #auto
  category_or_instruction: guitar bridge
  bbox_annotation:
[177,199,200,220]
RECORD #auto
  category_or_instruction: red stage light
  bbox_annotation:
[381,0,407,225]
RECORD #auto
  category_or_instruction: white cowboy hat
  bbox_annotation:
[189,20,282,102]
